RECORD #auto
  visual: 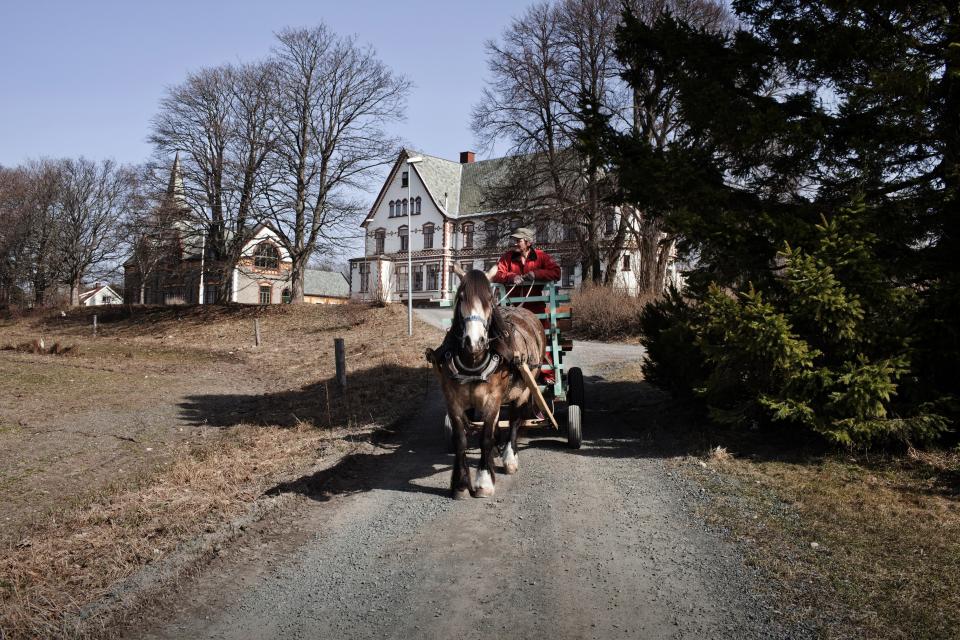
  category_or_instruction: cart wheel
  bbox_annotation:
[566,367,584,449]
[442,414,455,453]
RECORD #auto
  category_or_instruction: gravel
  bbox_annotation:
[134,339,808,640]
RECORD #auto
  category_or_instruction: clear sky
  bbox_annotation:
[0,0,522,169]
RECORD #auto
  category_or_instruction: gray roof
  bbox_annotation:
[458,156,520,215]
[404,149,559,219]
[303,268,349,298]
[410,151,462,215]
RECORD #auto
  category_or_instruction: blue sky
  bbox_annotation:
[0,0,522,168]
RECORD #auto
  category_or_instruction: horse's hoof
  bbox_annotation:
[503,463,518,475]
[473,485,495,498]
[452,488,471,500]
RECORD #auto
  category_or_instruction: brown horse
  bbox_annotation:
[426,268,546,499]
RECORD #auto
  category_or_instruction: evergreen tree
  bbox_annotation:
[613,2,960,443]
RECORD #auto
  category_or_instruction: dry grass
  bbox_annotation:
[685,440,960,639]
[0,302,443,639]
[569,284,656,341]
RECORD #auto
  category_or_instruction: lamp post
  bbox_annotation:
[406,156,423,336]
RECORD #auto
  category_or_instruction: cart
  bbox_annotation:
[439,280,584,449]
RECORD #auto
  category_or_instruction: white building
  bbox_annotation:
[79,284,122,306]
[348,149,644,303]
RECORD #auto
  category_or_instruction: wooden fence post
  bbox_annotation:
[334,338,346,390]
[254,318,261,347]
[92,314,97,337]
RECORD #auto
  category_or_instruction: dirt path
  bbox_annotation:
[132,343,803,640]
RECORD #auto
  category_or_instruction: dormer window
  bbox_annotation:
[402,171,409,188]
[414,196,421,215]
[254,242,279,269]
[389,200,395,217]
[402,199,408,215]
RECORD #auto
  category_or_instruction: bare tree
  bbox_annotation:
[263,24,409,303]
[474,0,729,293]
[57,158,134,305]
[150,61,278,301]
[473,0,626,284]
[22,160,67,306]
[0,166,33,307]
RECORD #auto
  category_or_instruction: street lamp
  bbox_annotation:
[406,156,423,336]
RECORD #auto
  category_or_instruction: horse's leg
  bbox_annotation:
[502,402,523,475]
[474,395,501,498]
[450,409,473,500]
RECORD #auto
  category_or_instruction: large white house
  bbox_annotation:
[349,149,647,303]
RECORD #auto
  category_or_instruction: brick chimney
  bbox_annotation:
[459,151,475,164]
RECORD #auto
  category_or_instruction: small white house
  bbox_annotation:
[79,284,122,306]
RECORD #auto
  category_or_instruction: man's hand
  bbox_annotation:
[511,275,524,285]
[522,272,537,283]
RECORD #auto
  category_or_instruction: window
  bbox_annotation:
[485,219,498,247]
[402,199,408,216]
[359,263,370,293]
[402,171,409,188]
[462,222,474,249]
[254,242,279,269]
[259,285,272,304]
[389,201,395,217]
[374,229,385,254]
[399,225,408,251]
[536,224,549,244]
[426,263,440,290]
[423,223,434,249]
[204,283,218,304]
[605,212,615,235]
[414,196,421,214]
[396,265,408,292]
[563,223,576,242]
[561,263,575,288]
[622,254,631,271]
[281,288,291,304]
[413,265,424,291]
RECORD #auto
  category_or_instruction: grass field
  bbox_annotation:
[0,303,443,639]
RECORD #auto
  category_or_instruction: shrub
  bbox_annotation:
[641,206,951,447]
[571,284,655,340]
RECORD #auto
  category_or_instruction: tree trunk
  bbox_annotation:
[290,258,306,304]
[70,277,81,306]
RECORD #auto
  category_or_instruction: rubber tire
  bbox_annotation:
[442,414,455,453]
[566,367,584,449]
[566,404,582,449]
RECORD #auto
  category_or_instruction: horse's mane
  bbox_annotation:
[451,270,513,360]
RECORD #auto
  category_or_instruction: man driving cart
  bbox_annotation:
[491,227,560,383]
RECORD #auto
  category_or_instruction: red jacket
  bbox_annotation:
[492,247,561,284]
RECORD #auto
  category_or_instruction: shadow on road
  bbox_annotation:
[177,360,834,506]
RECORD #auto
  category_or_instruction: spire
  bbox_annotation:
[166,151,186,206]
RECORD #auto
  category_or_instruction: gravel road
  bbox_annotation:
[135,336,801,640]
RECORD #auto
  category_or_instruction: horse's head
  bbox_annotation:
[453,268,498,360]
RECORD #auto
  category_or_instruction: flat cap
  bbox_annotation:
[510,226,535,242]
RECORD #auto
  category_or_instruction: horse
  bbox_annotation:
[426,266,546,499]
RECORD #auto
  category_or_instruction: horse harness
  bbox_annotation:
[438,312,538,385]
